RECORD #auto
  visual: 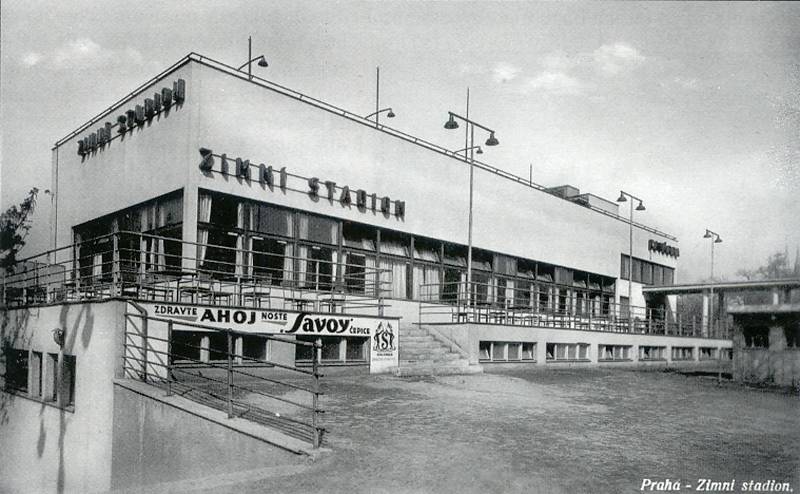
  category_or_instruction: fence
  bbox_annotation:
[123,303,324,447]
[418,280,732,339]
[1,231,391,316]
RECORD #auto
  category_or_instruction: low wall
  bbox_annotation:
[110,383,303,490]
[427,323,732,366]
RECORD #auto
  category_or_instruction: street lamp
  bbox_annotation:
[364,107,396,121]
[616,190,646,331]
[453,145,483,155]
[443,100,499,307]
[703,228,722,336]
[237,36,269,79]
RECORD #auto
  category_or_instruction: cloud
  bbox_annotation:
[593,42,645,76]
[20,38,148,70]
[492,62,521,83]
[21,52,43,67]
[526,71,585,95]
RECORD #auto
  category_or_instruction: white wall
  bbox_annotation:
[0,300,125,493]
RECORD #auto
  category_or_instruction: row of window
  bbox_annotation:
[742,325,800,349]
[479,341,536,362]
[620,255,675,286]
[171,331,368,365]
[2,347,76,408]
[478,342,730,363]
[196,190,619,305]
[72,189,622,308]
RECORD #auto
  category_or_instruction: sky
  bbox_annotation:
[1,1,798,283]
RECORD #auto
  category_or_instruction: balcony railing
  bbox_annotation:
[417,281,732,339]
[0,231,391,316]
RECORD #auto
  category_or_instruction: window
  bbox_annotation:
[241,335,268,361]
[46,353,59,402]
[172,331,202,362]
[639,346,666,361]
[30,352,43,398]
[3,349,76,408]
[294,336,367,364]
[298,214,338,245]
[252,237,290,285]
[345,338,367,361]
[254,204,293,237]
[62,355,76,407]
[202,229,237,278]
[3,347,29,393]
[620,254,673,286]
[671,347,694,361]
[545,343,589,362]
[295,336,315,362]
[208,332,230,361]
[478,341,536,362]
[698,347,717,360]
[743,327,769,348]
[598,345,632,361]
[784,323,799,349]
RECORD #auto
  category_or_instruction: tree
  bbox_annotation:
[736,249,799,281]
[0,188,39,270]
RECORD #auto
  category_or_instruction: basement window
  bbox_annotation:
[698,347,717,360]
[639,346,666,361]
[478,341,536,363]
[671,346,694,361]
[2,347,29,393]
[743,327,769,348]
[546,343,589,362]
[598,345,632,361]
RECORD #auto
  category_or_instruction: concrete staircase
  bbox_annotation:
[396,325,482,376]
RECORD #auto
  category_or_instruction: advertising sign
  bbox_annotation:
[139,303,399,373]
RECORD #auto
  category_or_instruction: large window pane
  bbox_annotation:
[256,204,293,237]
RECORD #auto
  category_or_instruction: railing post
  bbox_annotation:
[227,330,234,419]
[166,320,173,397]
[312,339,321,449]
[142,314,149,382]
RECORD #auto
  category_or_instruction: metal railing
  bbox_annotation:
[418,280,732,339]
[1,231,391,316]
[123,305,324,448]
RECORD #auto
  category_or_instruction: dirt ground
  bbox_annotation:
[185,368,799,494]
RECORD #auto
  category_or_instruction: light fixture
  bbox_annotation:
[703,230,712,238]
[485,132,499,146]
[715,237,723,243]
[617,192,627,203]
[386,108,396,118]
[444,115,459,130]
[636,201,646,211]
[476,146,484,155]
[256,56,268,67]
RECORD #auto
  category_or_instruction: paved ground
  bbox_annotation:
[192,368,799,494]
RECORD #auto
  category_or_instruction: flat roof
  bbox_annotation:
[53,52,677,241]
[644,279,800,294]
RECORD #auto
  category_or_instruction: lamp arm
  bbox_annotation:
[364,107,392,119]
[236,57,262,71]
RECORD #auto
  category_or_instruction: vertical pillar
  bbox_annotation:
[701,289,710,337]
[182,187,199,272]
[235,336,243,364]
[200,335,210,362]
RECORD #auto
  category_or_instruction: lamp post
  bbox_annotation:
[443,98,499,307]
[237,36,269,79]
[703,228,722,337]
[616,190,646,331]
